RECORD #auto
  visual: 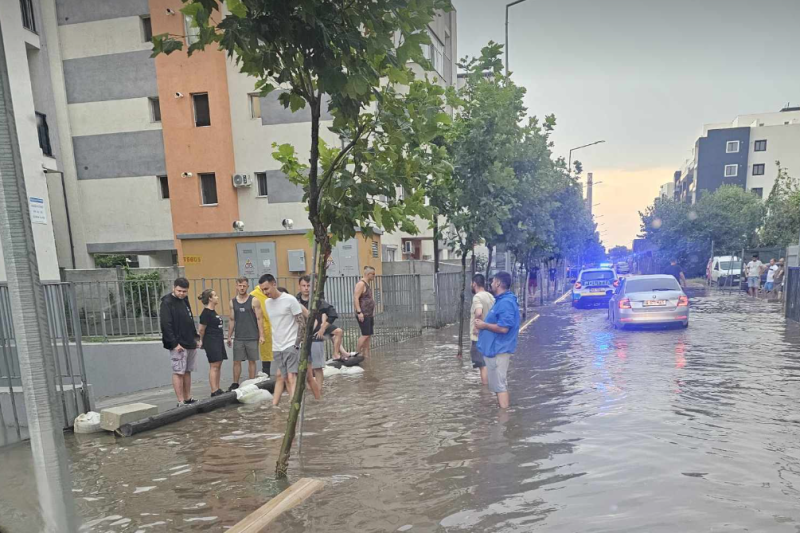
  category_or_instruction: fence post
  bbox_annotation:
[414,274,422,334]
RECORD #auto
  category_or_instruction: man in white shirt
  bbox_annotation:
[469,274,495,386]
[259,275,320,406]
[745,255,764,297]
[765,258,779,293]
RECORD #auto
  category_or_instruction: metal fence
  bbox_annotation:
[786,267,800,322]
[431,271,472,328]
[1,283,90,446]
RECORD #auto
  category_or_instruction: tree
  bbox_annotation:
[760,162,800,247]
[608,246,629,262]
[154,0,452,478]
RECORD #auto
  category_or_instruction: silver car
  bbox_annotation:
[608,274,689,329]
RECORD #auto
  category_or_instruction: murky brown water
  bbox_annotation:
[3,289,800,532]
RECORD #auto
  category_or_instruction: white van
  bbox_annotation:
[710,256,742,286]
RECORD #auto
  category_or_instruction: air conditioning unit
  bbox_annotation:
[403,241,415,254]
[232,174,252,188]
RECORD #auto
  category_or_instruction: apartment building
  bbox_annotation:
[9,0,456,280]
[674,106,800,204]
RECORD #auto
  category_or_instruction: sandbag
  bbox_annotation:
[74,411,103,434]
[340,366,365,375]
[240,376,269,388]
[237,386,273,405]
[322,365,342,377]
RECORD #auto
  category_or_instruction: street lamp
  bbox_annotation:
[568,140,605,177]
[505,0,529,78]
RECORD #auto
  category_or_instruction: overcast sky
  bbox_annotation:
[452,0,800,248]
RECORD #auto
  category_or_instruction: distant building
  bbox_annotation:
[658,182,675,201]
[674,106,800,204]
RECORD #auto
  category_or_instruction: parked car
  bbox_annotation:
[608,274,689,329]
[572,268,618,308]
[616,261,630,275]
[709,255,741,287]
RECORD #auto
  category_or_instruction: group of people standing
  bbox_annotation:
[159,267,378,408]
[745,255,785,297]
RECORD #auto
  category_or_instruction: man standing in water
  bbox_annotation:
[261,275,321,405]
[227,277,265,391]
[475,271,520,409]
[250,276,274,376]
[745,254,764,298]
[354,266,376,358]
[297,275,355,361]
[470,274,495,386]
[160,278,199,407]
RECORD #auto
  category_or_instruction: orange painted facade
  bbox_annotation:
[149,0,239,260]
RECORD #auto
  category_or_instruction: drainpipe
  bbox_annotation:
[43,168,75,269]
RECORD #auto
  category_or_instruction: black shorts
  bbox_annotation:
[470,341,485,369]
[203,336,228,363]
[358,316,374,336]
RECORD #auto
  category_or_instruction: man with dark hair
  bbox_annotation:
[297,275,355,362]
[226,277,265,391]
[664,259,686,288]
[250,273,274,376]
[470,274,495,385]
[475,271,520,409]
[354,266,376,358]
[160,278,200,407]
[745,254,764,297]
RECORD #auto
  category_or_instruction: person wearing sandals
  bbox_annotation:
[198,289,227,397]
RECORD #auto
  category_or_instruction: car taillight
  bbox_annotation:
[613,280,619,287]
[678,295,689,307]
[618,298,631,309]
[574,282,582,289]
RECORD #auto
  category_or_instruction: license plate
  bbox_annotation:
[590,291,606,295]
[644,300,666,306]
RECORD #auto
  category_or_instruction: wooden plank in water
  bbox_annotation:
[229,477,323,533]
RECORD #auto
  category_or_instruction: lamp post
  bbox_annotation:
[505,0,529,78]
[568,140,605,177]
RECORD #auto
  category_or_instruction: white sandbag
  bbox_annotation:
[340,366,365,375]
[74,411,103,434]
[236,384,273,404]
[322,365,342,377]
[240,376,269,388]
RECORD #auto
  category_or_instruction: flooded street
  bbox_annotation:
[3,289,800,532]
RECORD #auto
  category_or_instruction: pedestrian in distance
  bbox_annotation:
[227,277,265,391]
[297,275,356,361]
[775,258,786,300]
[197,289,227,397]
[475,271,521,409]
[745,255,764,297]
[664,259,687,288]
[354,266,376,358]
[249,277,274,377]
[765,258,779,294]
[470,274,495,386]
[260,274,321,405]
[160,278,200,407]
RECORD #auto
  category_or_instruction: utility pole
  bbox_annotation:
[0,24,78,533]
[586,172,593,212]
[505,0,529,79]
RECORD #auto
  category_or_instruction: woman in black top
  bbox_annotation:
[198,289,227,397]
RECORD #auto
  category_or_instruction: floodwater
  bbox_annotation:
[2,289,800,532]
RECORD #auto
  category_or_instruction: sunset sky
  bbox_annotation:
[452,0,800,248]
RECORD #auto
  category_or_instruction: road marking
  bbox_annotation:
[519,314,540,333]
[554,290,572,304]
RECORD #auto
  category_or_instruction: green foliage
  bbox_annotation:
[123,268,163,318]
[760,163,800,247]
[608,246,630,261]
[94,254,127,268]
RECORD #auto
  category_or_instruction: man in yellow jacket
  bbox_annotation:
[250,276,274,375]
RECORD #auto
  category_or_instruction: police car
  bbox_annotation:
[572,267,619,308]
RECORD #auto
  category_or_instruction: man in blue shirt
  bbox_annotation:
[475,271,521,409]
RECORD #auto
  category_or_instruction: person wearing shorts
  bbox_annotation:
[296,276,336,393]
[470,274,495,386]
[160,278,200,407]
[354,266,376,358]
[198,289,227,397]
[227,277,265,390]
[745,255,764,298]
[476,271,521,409]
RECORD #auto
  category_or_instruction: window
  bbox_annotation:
[248,94,261,119]
[751,187,763,199]
[255,172,268,197]
[35,112,52,157]
[20,0,36,32]
[724,164,738,177]
[752,163,765,176]
[158,175,170,199]
[422,29,444,75]
[141,16,153,42]
[199,173,218,205]
[372,241,379,258]
[184,15,200,45]
[754,139,767,152]
[192,93,210,127]
[148,97,161,122]
[726,140,740,153]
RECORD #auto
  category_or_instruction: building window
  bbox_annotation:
[754,139,767,152]
[184,15,200,46]
[158,175,170,199]
[422,28,444,76]
[192,93,211,127]
[20,0,36,32]
[141,16,153,42]
[725,140,740,153]
[751,187,763,199]
[35,112,52,157]
[752,163,765,176]
[149,97,161,122]
[372,241,379,258]
[249,94,261,119]
[724,164,738,177]
[199,173,218,205]
[255,172,268,197]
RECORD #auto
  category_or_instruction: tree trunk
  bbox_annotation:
[457,247,468,358]
[433,216,440,274]
[485,242,493,280]
[276,95,326,480]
